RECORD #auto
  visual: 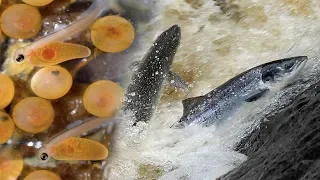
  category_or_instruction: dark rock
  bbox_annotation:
[217,79,320,180]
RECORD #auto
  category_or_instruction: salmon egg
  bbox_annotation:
[24,170,61,180]
[22,0,54,7]
[90,15,135,53]
[0,112,15,144]
[12,97,55,133]
[0,149,23,180]
[31,66,73,100]
[0,4,41,39]
[0,74,14,109]
[83,80,124,117]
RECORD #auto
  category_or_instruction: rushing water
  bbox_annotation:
[104,0,320,179]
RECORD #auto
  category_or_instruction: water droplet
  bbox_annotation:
[130,92,136,96]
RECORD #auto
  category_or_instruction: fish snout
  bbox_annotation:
[158,25,181,45]
[168,25,180,34]
[294,56,308,70]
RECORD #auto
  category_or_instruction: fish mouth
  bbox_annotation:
[167,25,181,35]
[292,56,308,70]
[157,25,181,44]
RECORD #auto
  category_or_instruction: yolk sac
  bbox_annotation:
[51,137,108,161]
[0,149,23,180]
[0,112,15,144]
[24,170,61,180]
[0,74,14,109]
[28,41,91,67]
[0,4,41,39]
[12,97,55,133]
[31,66,73,100]
[90,15,135,53]
[83,80,124,117]
[22,0,54,7]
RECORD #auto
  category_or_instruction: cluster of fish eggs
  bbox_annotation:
[0,0,135,179]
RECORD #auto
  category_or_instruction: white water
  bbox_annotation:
[104,0,320,179]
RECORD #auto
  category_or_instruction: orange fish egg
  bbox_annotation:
[12,97,55,133]
[90,15,135,53]
[83,80,124,117]
[0,112,15,144]
[24,170,61,180]
[28,41,91,67]
[0,28,2,41]
[31,66,73,100]
[22,0,54,7]
[0,149,24,180]
[50,137,108,161]
[0,4,41,39]
[0,74,14,109]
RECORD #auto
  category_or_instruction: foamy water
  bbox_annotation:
[104,0,320,179]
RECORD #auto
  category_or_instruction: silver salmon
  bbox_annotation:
[176,56,308,127]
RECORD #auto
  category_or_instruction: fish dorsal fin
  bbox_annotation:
[182,95,206,115]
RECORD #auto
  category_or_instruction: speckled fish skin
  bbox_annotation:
[177,56,308,127]
[124,25,181,124]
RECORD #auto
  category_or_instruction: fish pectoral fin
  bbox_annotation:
[166,71,188,90]
[182,95,206,116]
[129,61,141,71]
[244,88,269,102]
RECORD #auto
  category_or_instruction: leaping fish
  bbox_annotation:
[124,25,187,124]
[174,56,308,127]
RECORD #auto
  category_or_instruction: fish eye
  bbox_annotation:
[15,54,25,62]
[284,62,295,70]
[39,153,48,161]
[264,76,273,82]
[262,72,275,83]
[284,63,291,70]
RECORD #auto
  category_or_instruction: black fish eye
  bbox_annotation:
[264,76,273,82]
[262,72,275,83]
[16,54,24,62]
[284,64,291,69]
[40,153,48,161]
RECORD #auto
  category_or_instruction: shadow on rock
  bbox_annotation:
[218,79,320,180]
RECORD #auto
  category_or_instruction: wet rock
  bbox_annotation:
[217,79,320,180]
